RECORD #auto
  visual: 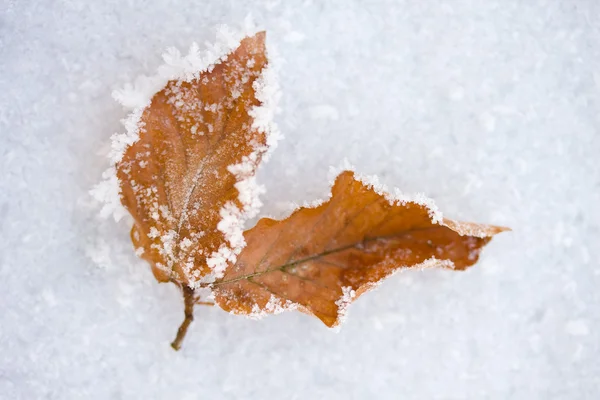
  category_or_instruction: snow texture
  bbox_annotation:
[2,1,600,399]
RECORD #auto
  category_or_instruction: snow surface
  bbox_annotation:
[1,1,600,399]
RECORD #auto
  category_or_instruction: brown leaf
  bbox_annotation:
[213,171,508,327]
[104,31,509,349]
[117,32,270,286]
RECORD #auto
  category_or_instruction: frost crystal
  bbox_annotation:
[334,286,356,328]
[249,62,282,159]
[203,157,269,283]
[244,295,298,320]
[203,42,282,283]
[89,167,127,221]
[328,159,443,224]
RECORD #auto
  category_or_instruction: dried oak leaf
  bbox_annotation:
[212,171,508,327]
[117,32,271,287]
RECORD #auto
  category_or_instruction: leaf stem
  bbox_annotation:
[171,285,195,351]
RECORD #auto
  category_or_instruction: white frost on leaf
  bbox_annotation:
[107,108,146,165]
[203,45,282,283]
[327,158,356,183]
[333,286,356,329]
[202,156,268,283]
[249,46,283,160]
[244,295,298,320]
[89,166,127,221]
[414,257,456,271]
[328,159,443,224]
[205,245,238,283]
[302,198,330,208]
[204,201,252,281]
[217,202,250,252]
[441,219,507,238]
[356,172,443,224]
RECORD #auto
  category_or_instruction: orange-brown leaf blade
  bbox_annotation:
[213,171,508,327]
[117,32,270,285]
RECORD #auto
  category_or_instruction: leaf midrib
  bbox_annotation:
[212,227,440,287]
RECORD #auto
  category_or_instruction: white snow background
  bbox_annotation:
[1,1,599,399]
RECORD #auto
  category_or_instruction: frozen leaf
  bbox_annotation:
[213,171,508,327]
[117,32,272,287]
[99,29,508,350]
